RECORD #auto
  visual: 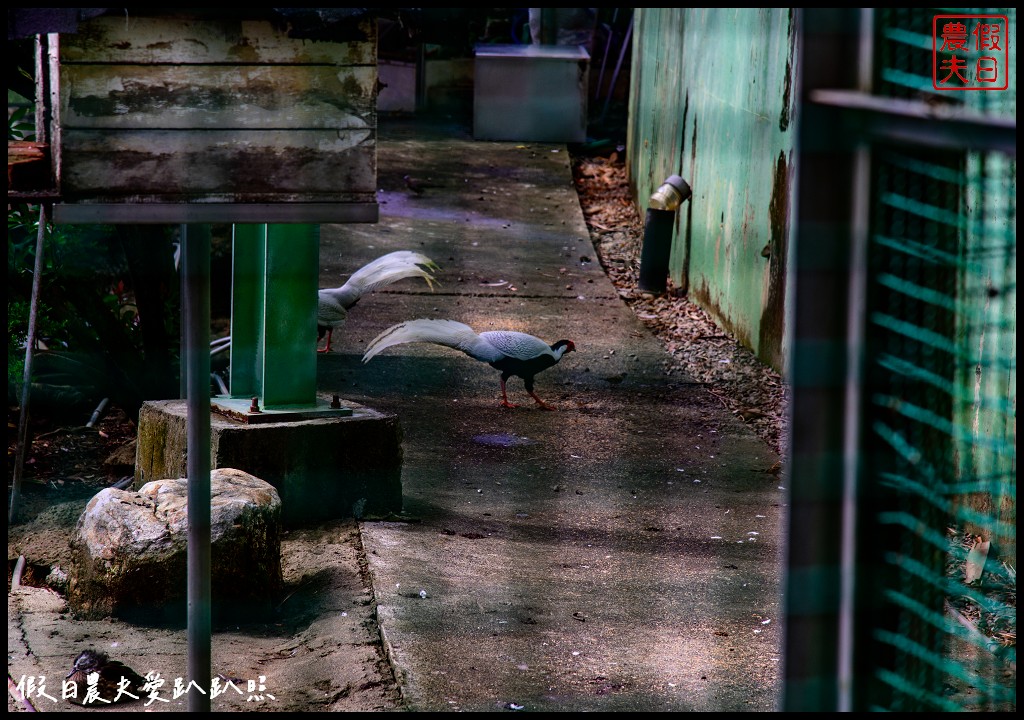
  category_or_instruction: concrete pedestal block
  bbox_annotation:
[135,398,403,528]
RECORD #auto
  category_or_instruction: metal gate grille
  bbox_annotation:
[868,8,1015,710]
[786,8,1015,712]
[867,144,1016,710]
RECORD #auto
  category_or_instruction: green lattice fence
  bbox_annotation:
[867,8,1015,711]
[786,8,1015,712]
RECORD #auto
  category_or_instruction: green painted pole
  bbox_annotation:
[261,224,319,408]
[229,224,267,399]
[228,223,319,410]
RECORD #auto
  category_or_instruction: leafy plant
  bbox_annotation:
[8,104,34,141]
[8,83,183,426]
[7,210,182,425]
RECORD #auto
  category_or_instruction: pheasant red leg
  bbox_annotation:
[529,391,557,411]
[500,378,519,408]
[317,329,333,354]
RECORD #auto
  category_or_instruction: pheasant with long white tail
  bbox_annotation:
[317,251,439,353]
[209,250,439,364]
[362,319,576,410]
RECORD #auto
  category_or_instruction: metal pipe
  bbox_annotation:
[182,224,212,712]
[600,12,633,122]
[595,20,613,101]
[637,175,692,294]
[10,203,48,524]
[540,8,558,45]
[11,555,26,589]
[86,397,109,428]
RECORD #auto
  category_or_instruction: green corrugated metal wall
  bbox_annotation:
[627,8,798,373]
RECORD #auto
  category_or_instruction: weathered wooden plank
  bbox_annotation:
[52,203,379,225]
[60,129,376,201]
[60,15,376,65]
[8,141,52,191]
[61,64,376,130]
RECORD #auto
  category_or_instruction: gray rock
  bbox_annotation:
[68,468,283,625]
[45,565,69,594]
[103,438,137,470]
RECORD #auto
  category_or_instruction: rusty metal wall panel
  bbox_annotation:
[628,9,798,372]
[628,8,687,223]
[57,14,377,206]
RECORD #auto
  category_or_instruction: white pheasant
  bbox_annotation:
[317,251,439,353]
[209,251,439,361]
[362,319,576,410]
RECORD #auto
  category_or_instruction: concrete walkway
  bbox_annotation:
[317,117,785,712]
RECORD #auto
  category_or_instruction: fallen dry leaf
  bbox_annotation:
[965,538,990,583]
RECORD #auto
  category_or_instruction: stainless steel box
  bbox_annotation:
[474,44,589,143]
